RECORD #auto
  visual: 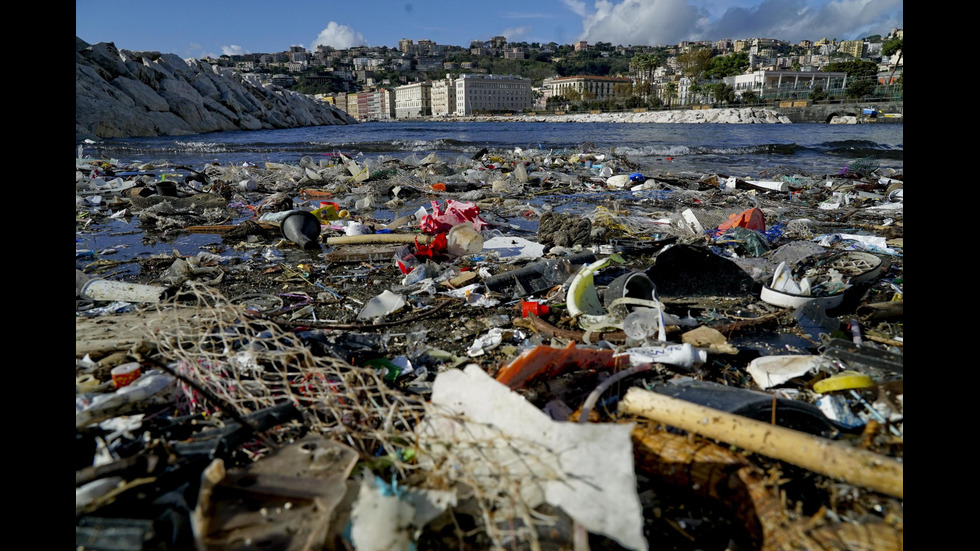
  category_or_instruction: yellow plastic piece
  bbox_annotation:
[812,371,875,393]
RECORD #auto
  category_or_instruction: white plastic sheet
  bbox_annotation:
[419,365,648,551]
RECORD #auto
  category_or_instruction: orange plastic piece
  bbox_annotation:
[299,189,334,199]
[521,301,549,318]
[494,341,621,389]
[716,207,766,233]
[431,182,447,192]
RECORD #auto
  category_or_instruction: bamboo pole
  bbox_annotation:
[324,233,432,246]
[619,387,903,499]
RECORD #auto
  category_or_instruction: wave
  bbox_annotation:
[821,139,903,160]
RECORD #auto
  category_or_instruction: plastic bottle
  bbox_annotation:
[617,343,707,370]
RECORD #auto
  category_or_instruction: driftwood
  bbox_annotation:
[631,423,903,551]
[619,387,903,499]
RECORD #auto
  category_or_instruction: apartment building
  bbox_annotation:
[454,74,531,115]
[431,75,457,116]
[344,93,359,119]
[395,81,432,118]
[728,70,848,100]
[839,40,866,59]
[545,75,633,102]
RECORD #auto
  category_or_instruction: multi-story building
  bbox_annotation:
[395,81,432,118]
[727,70,848,101]
[345,93,359,119]
[456,74,531,115]
[455,73,531,115]
[431,75,457,116]
[574,41,589,51]
[839,40,865,59]
[544,75,633,102]
[372,88,396,120]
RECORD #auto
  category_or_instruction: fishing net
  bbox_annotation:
[136,282,565,549]
[844,156,880,177]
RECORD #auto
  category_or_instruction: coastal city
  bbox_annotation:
[76,2,904,548]
[199,29,903,121]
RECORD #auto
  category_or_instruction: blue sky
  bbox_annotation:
[76,0,902,59]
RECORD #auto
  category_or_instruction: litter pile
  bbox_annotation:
[76,146,903,550]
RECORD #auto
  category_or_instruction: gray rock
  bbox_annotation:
[76,36,356,140]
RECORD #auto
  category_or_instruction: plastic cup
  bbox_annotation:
[111,363,142,389]
[447,223,484,256]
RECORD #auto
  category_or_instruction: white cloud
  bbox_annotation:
[562,0,588,17]
[221,44,247,56]
[578,0,706,46]
[564,0,902,47]
[312,21,369,50]
[500,26,533,41]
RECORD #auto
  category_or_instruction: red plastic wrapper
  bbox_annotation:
[419,200,489,234]
[414,232,447,258]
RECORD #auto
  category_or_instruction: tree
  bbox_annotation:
[663,81,678,107]
[630,52,661,85]
[824,59,877,79]
[740,90,758,105]
[677,48,713,83]
[711,82,736,104]
[845,77,876,99]
[809,85,828,102]
[882,37,903,89]
[704,52,749,79]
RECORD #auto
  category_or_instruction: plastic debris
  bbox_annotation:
[421,364,648,551]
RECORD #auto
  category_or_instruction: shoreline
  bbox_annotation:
[377,103,904,125]
[398,107,792,124]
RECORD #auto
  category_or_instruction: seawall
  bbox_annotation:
[771,101,903,123]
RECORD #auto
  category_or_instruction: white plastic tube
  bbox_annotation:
[616,343,708,370]
[80,278,168,303]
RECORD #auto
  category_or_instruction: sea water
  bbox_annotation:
[77,121,902,277]
[85,120,903,178]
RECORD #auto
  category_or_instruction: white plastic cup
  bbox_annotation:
[80,278,167,303]
[447,223,484,256]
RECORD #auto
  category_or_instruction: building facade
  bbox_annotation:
[545,75,633,102]
[454,74,532,115]
[727,70,849,100]
[431,75,457,116]
[395,81,433,118]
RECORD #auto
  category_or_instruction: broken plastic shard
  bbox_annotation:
[746,355,837,389]
[621,307,664,341]
[356,290,406,320]
[420,365,648,551]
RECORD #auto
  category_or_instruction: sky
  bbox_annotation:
[76,0,903,59]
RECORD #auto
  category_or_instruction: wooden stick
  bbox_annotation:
[324,233,432,246]
[619,387,903,499]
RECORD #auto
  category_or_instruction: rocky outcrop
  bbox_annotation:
[76,37,356,140]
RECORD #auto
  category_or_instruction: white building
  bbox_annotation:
[455,73,531,115]
[727,69,849,100]
[431,75,457,116]
[395,81,432,118]
[544,75,633,102]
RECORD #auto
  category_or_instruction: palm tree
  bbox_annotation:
[663,81,678,108]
